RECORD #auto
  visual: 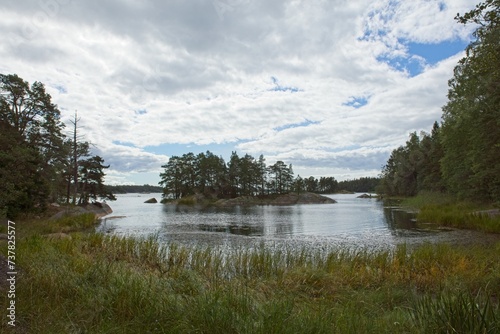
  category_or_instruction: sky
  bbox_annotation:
[0,0,478,185]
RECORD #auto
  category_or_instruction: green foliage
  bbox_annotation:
[159,151,344,200]
[401,191,457,209]
[401,192,500,233]
[338,177,380,193]
[268,160,294,194]
[105,184,163,194]
[402,192,500,233]
[303,176,338,194]
[0,74,65,218]
[0,74,115,216]
[440,0,500,201]
[78,155,115,204]
[418,205,500,233]
[380,1,500,202]
[160,151,298,199]
[379,124,444,197]
[411,290,499,333]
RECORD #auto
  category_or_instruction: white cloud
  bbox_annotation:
[0,0,477,184]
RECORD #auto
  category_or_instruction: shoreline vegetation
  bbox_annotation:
[1,202,499,333]
[402,192,500,234]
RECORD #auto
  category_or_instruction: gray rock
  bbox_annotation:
[49,202,113,220]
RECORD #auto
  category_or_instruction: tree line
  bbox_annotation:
[379,0,500,202]
[159,151,379,199]
[105,184,163,194]
[0,74,115,218]
[160,151,296,199]
[338,177,380,193]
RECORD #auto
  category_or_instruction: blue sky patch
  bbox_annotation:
[343,96,369,108]
[54,85,67,94]
[274,119,319,132]
[135,109,148,115]
[408,40,468,65]
[377,52,423,77]
[269,76,301,93]
[113,140,137,148]
[375,37,469,77]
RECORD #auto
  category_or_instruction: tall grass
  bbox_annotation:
[411,290,499,333]
[12,212,98,237]
[1,214,499,333]
[402,191,500,233]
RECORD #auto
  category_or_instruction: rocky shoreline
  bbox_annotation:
[49,202,113,220]
[163,192,336,207]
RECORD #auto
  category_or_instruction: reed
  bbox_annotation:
[1,214,499,333]
[411,290,499,333]
[402,191,500,233]
[417,205,500,232]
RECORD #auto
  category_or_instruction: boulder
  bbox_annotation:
[144,198,158,203]
[49,206,88,220]
[297,192,336,204]
[49,202,113,220]
[83,202,113,217]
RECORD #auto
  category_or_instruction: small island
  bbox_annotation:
[162,192,336,207]
[157,151,376,208]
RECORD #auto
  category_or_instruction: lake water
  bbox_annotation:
[97,193,497,250]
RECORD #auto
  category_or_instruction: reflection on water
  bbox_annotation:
[384,207,418,231]
[97,193,497,249]
[160,201,389,238]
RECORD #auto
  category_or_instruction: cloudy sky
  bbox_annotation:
[0,0,477,185]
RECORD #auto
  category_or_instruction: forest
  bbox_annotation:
[159,151,341,199]
[105,184,163,194]
[0,75,115,219]
[379,0,500,203]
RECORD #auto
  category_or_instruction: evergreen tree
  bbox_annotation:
[379,130,442,197]
[228,151,241,197]
[0,74,65,217]
[304,176,319,193]
[256,155,267,196]
[159,155,184,199]
[0,74,114,216]
[78,155,115,204]
[441,0,500,200]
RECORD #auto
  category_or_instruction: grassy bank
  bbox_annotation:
[402,191,500,233]
[1,215,499,333]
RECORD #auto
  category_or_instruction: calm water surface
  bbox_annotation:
[98,193,496,250]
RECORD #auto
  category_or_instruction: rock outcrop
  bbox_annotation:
[215,192,336,207]
[49,202,113,220]
[357,193,373,198]
[144,198,158,203]
[271,192,337,205]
